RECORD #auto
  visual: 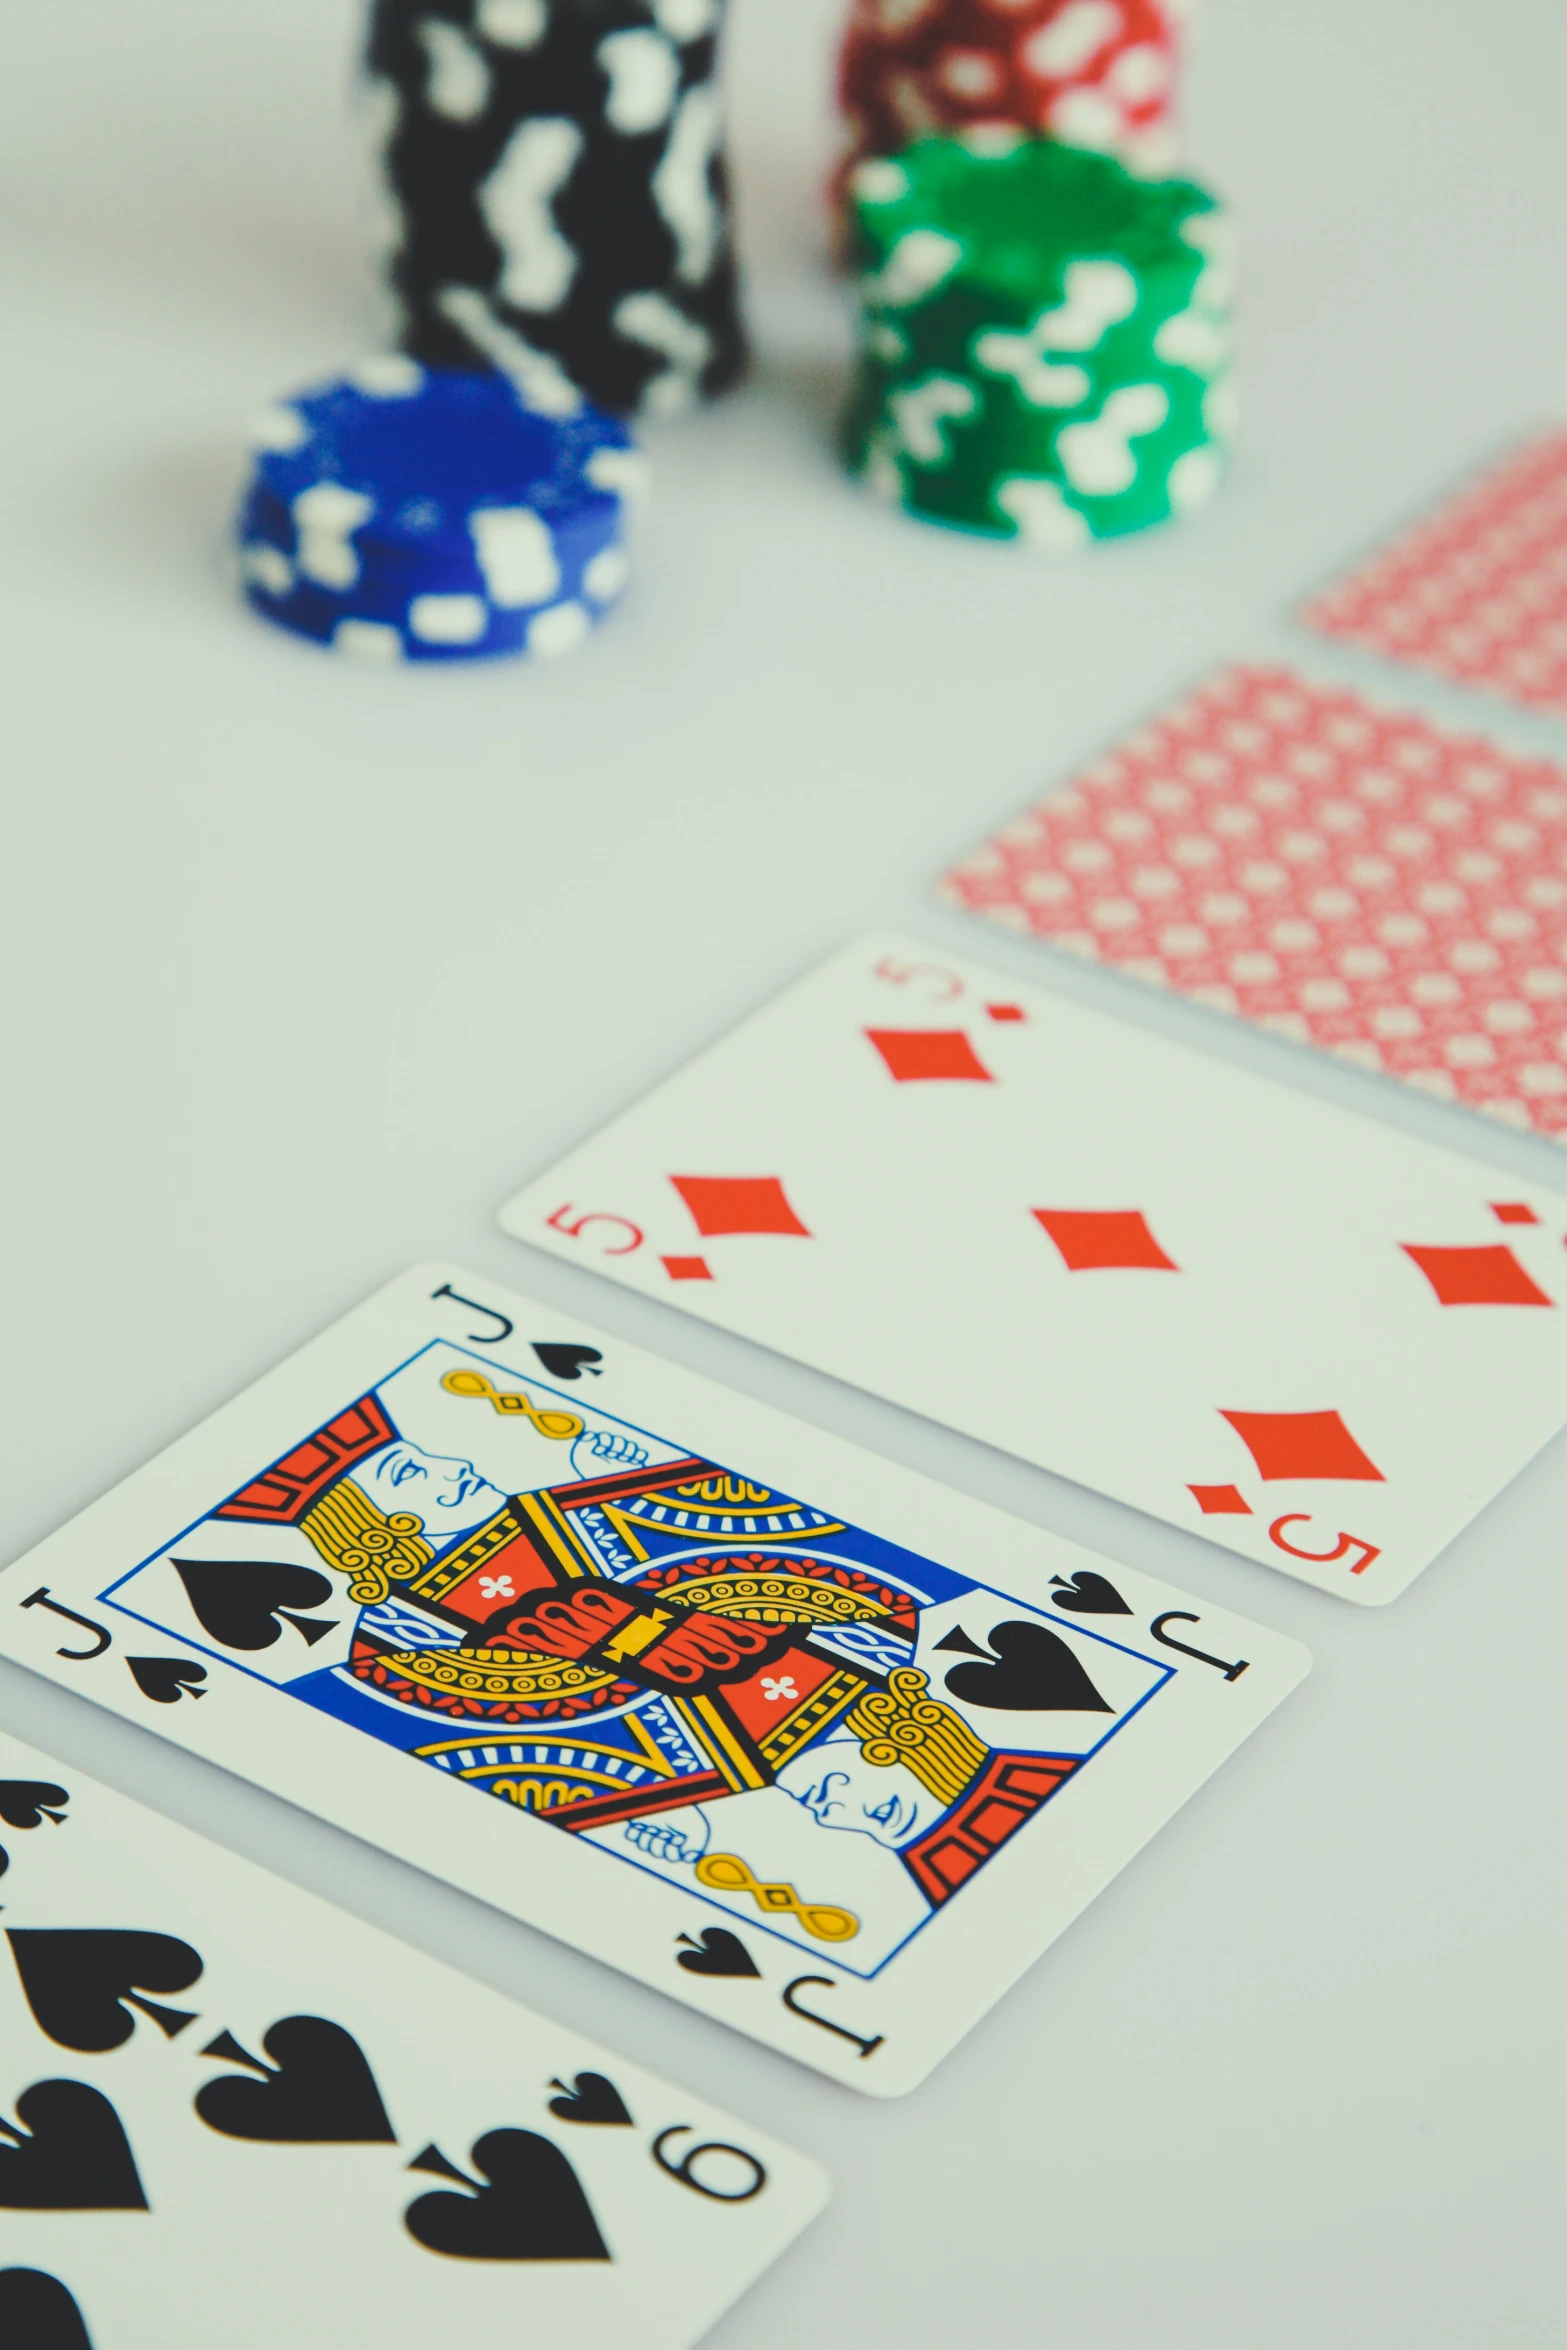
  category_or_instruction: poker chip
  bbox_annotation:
[365,0,746,419]
[843,136,1234,546]
[234,358,645,662]
[837,0,1188,209]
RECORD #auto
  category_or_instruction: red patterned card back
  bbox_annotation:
[1304,431,1567,716]
[942,664,1567,1140]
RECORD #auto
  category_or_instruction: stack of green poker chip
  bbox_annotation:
[844,135,1235,547]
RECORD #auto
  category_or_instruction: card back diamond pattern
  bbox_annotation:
[941,664,1567,1138]
[1303,431,1567,716]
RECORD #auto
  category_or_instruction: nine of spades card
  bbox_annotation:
[0,1725,826,2350]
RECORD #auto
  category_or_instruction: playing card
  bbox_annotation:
[940,663,1567,1139]
[1303,428,1567,717]
[0,1267,1307,2096]
[0,1727,826,2350]
[499,934,1567,1605]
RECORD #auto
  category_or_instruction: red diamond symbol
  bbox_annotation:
[866,1029,995,1084]
[1490,1202,1539,1225]
[1401,1244,1553,1307]
[986,1003,1026,1023]
[662,1255,714,1282]
[668,1176,811,1240]
[1221,1409,1386,1484]
[1189,1484,1253,1517]
[1033,1209,1180,1272]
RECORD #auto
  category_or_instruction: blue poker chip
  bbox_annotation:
[234,357,646,663]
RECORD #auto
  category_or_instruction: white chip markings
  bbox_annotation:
[476,0,547,46]
[292,484,375,590]
[469,507,561,608]
[249,406,308,453]
[1056,383,1170,495]
[974,259,1138,408]
[1167,444,1223,514]
[437,286,584,417]
[348,354,425,399]
[417,20,491,120]
[652,0,718,37]
[409,594,489,645]
[1023,2,1125,80]
[241,544,294,596]
[864,227,963,309]
[480,117,585,311]
[852,159,911,206]
[652,84,724,283]
[890,375,978,465]
[333,619,404,663]
[614,291,712,414]
[586,447,652,507]
[996,476,1093,551]
[598,29,680,134]
[583,545,631,603]
[529,601,592,658]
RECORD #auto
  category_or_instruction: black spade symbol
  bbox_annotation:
[546,2072,634,2126]
[195,2017,396,2143]
[1050,1571,1133,1617]
[405,2131,610,2262]
[676,1928,760,1979]
[531,1343,603,1382]
[941,1621,1114,1714]
[171,1560,338,1653]
[126,1659,207,1705]
[0,2268,95,2349]
[8,1930,204,2052]
[0,1782,70,1831]
[0,2081,147,2210]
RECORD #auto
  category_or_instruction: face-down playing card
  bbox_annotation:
[0,1727,826,2350]
[498,934,1567,1606]
[941,664,1567,1141]
[0,1267,1307,2096]
[1302,428,1567,718]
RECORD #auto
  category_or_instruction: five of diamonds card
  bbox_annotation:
[0,1264,1307,2097]
[499,932,1567,1606]
[0,1727,825,2346]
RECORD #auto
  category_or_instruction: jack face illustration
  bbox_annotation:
[104,1344,1172,1976]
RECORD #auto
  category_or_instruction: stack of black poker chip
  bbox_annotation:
[366,0,747,419]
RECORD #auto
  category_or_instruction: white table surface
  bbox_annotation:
[3,2,1565,2341]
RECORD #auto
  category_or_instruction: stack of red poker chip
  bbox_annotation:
[838,0,1187,204]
